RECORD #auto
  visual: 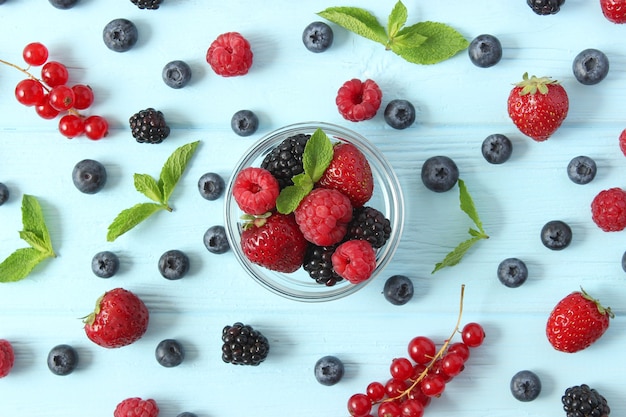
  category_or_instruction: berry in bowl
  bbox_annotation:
[224,122,404,302]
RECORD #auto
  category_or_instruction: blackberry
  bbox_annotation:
[221,322,269,366]
[345,206,391,249]
[562,384,610,417]
[303,244,343,286]
[527,0,565,15]
[129,108,170,144]
[260,133,310,189]
[130,0,162,9]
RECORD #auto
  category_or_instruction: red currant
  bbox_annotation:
[48,85,75,111]
[366,382,386,402]
[71,84,94,110]
[377,400,401,417]
[84,115,108,140]
[407,336,436,365]
[461,322,485,348]
[446,342,470,362]
[58,114,84,139]
[385,378,408,398]
[441,352,465,377]
[22,42,49,66]
[430,359,453,382]
[389,358,413,381]
[400,399,424,417]
[347,393,372,417]
[35,94,61,119]
[41,61,69,87]
[406,385,431,407]
[420,374,446,397]
[410,363,427,381]
[15,79,45,106]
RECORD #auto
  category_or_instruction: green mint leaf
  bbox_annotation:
[388,24,428,53]
[134,173,164,204]
[21,194,54,253]
[318,6,388,46]
[106,202,165,242]
[19,230,50,254]
[390,21,468,65]
[158,140,200,203]
[276,185,310,214]
[387,0,408,41]
[432,235,484,274]
[458,179,485,234]
[0,247,48,283]
[292,172,314,190]
[303,128,334,182]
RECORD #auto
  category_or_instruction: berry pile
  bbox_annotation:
[232,128,391,285]
[0,42,108,139]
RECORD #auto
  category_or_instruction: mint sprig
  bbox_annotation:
[276,128,334,214]
[107,140,200,241]
[0,194,56,283]
[318,1,468,65]
[432,179,489,274]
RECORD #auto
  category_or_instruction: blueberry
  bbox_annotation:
[158,249,190,280]
[203,225,230,254]
[421,156,459,193]
[103,18,138,52]
[198,172,225,201]
[482,134,512,164]
[176,414,198,417]
[314,355,344,386]
[155,339,185,367]
[510,370,542,402]
[567,155,597,185]
[468,34,502,68]
[162,60,192,89]
[383,275,414,305]
[384,99,416,130]
[72,159,107,194]
[48,0,79,9]
[302,21,334,53]
[497,258,528,288]
[540,220,572,250]
[0,182,9,206]
[622,251,626,273]
[572,48,609,85]
[91,251,120,278]
[47,344,79,376]
[231,110,259,137]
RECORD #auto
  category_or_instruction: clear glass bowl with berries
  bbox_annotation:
[224,122,404,302]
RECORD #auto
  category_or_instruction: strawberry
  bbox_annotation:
[83,288,149,348]
[600,0,626,23]
[546,288,613,353]
[240,212,308,273]
[317,142,374,207]
[507,73,569,142]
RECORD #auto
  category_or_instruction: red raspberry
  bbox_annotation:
[233,167,280,215]
[294,188,352,246]
[206,32,253,77]
[331,240,376,284]
[619,128,626,157]
[591,187,626,232]
[0,339,15,378]
[114,397,159,417]
[336,78,382,122]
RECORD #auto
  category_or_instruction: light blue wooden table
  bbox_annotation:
[0,1,625,416]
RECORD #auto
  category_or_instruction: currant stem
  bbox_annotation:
[382,284,466,404]
[0,58,51,92]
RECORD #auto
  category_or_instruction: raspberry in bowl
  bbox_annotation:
[224,122,404,302]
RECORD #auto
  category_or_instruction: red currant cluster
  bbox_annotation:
[347,307,484,417]
[1,42,108,140]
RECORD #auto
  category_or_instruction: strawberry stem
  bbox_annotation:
[515,72,560,96]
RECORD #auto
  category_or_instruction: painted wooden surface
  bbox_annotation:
[0,1,625,416]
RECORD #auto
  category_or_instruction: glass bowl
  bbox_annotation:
[224,122,404,302]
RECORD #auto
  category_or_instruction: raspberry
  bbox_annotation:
[233,167,280,215]
[114,397,159,417]
[206,32,253,77]
[0,339,15,378]
[221,322,269,365]
[591,187,626,232]
[336,78,382,122]
[331,240,376,284]
[129,108,170,144]
[619,128,626,157]
[260,133,310,189]
[130,0,162,9]
[294,188,352,246]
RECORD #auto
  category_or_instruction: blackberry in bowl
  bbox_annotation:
[224,122,404,302]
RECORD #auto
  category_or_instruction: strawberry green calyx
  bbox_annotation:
[580,287,614,319]
[82,293,104,326]
[241,212,272,230]
[515,72,560,95]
